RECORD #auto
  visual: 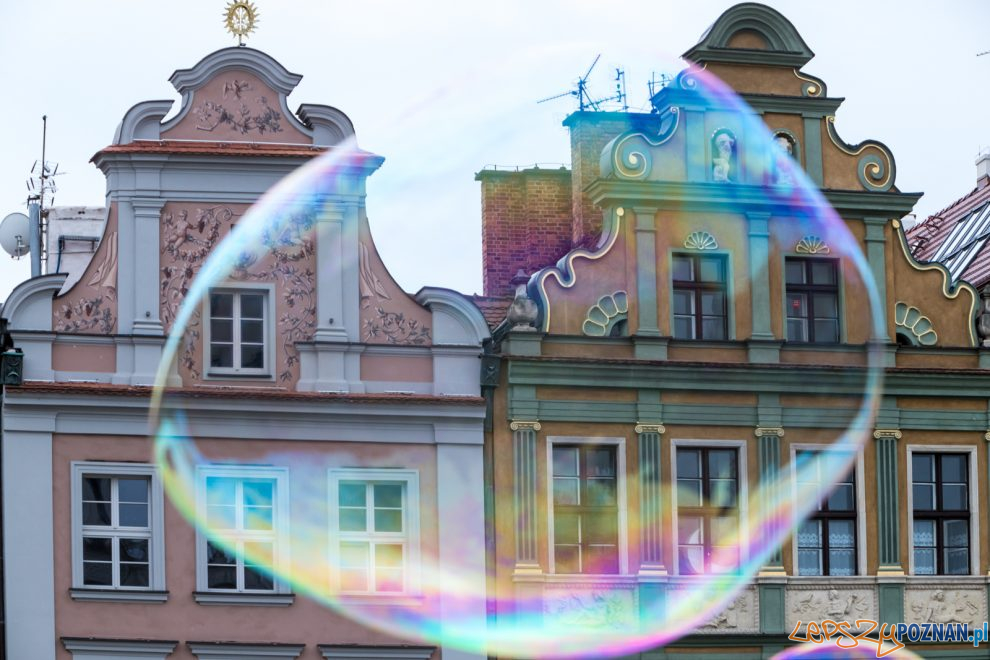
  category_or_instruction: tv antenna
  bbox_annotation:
[978,50,989,57]
[648,71,675,98]
[538,54,627,112]
[21,116,62,276]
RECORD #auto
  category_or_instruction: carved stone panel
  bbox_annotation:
[669,585,758,633]
[905,586,987,628]
[786,584,876,631]
[542,584,637,631]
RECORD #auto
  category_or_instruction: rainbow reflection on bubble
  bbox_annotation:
[151,57,886,659]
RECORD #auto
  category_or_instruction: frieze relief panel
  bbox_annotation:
[672,585,758,633]
[904,586,986,628]
[542,584,637,630]
[786,584,876,631]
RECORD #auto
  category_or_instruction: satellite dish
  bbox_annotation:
[0,213,31,258]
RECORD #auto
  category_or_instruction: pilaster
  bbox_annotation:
[633,207,660,338]
[314,203,349,343]
[874,429,902,574]
[636,423,666,576]
[756,427,785,572]
[511,420,542,575]
[864,217,890,343]
[130,197,166,336]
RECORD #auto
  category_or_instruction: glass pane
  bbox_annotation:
[554,512,580,544]
[942,484,968,511]
[244,505,273,531]
[942,455,967,483]
[552,447,579,477]
[785,260,806,285]
[813,319,839,343]
[828,520,855,548]
[584,512,617,545]
[829,548,855,576]
[787,318,807,342]
[913,548,935,575]
[83,562,112,586]
[210,293,233,317]
[709,479,737,507]
[553,478,579,505]
[798,548,822,576]
[912,484,935,511]
[340,542,369,568]
[244,541,274,566]
[673,316,695,339]
[82,502,111,526]
[376,568,404,592]
[699,257,724,283]
[206,541,235,565]
[339,508,367,532]
[678,516,703,544]
[701,291,724,315]
[912,454,934,482]
[240,345,264,369]
[813,293,837,318]
[82,537,112,561]
[677,450,701,479]
[672,290,694,315]
[339,483,366,507]
[374,484,403,508]
[207,566,236,589]
[701,316,726,340]
[787,293,807,318]
[710,545,739,573]
[945,548,969,575]
[376,543,403,568]
[710,516,737,544]
[241,319,264,344]
[82,477,110,502]
[671,256,693,282]
[944,519,969,548]
[118,503,148,528]
[797,520,821,548]
[120,562,149,587]
[374,509,403,533]
[210,345,233,368]
[117,478,148,503]
[240,294,264,319]
[210,319,233,342]
[119,538,148,562]
[709,450,736,479]
[555,545,580,573]
[677,479,702,507]
[244,565,274,591]
[679,546,704,575]
[243,480,273,507]
[811,260,837,285]
[587,448,615,477]
[827,484,855,511]
[206,477,236,505]
[341,569,368,591]
[913,519,935,548]
[585,478,616,506]
[585,544,619,574]
[206,504,236,530]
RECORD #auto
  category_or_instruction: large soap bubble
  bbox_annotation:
[151,50,886,658]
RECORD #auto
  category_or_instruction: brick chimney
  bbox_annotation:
[476,166,573,297]
[978,150,990,190]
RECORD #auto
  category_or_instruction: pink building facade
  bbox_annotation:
[1,47,489,660]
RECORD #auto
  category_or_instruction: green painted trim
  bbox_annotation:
[686,110,707,181]
[802,116,824,186]
[637,389,664,421]
[758,583,786,633]
[635,207,661,335]
[747,212,774,341]
[681,3,814,67]
[742,94,843,117]
[758,436,783,567]
[864,217,891,342]
[758,393,783,428]
[512,425,539,565]
[507,385,538,421]
[747,340,782,364]
[876,436,901,569]
[502,332,542,357]
[633,336,669,360]
[877,582,904,625]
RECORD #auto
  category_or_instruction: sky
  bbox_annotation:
[0,0,988,302]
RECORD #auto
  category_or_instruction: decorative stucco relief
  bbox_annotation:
[582,291,628,337]
[54,208,118,334]
[160,204,316,383]
[543,585,637,630]
[894,301,937,346]
[684,231,718,251]
[669,586,757,633]
[193,78,283,135]
[358,237,431,345]
[787,586,874,631]
[906,588,985,628]
[795,235,830,255]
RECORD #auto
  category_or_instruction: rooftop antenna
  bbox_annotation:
[537,55,627,112]
[24,116,62,277]
[648,71,674,98]
[978,50,989,57]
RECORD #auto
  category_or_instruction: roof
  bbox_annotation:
[907,178,990,288]
[472,295,512,329]
[91,140,329,161]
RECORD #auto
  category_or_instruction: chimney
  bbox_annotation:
[978,150,990,189]
[476,166,573,297]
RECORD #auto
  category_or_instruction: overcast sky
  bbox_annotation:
[1,0,988,302]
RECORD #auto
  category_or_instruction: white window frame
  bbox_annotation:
[328,468,421,598]
[669,438,748,576]
[70,462,166,595]
[906,445,979,576]
[546,436,628,575]
[203,283,275,378]
[789,444,867,577]
[62,638,177,659]
[195,465,291,595]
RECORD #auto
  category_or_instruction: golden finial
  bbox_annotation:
[224,1,259,46]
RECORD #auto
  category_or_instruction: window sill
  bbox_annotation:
[70,588,169,603]
[193,591,295,606]
[204,372,274,380]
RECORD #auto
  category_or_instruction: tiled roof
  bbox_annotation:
[472,295,512,329]
[907,179,990,288]
[6,381,483,405]
[91,140,330,161]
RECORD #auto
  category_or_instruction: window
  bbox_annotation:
[70,463,165,597]
[672,253,727,340]
[912,453,970,575]
[207,288,269,375]
[785,257,839,343]
[552,445,620,574]
[676,447,739,574]
[329,469,420,596]
[196,467,288,595]
[795,451,857,576]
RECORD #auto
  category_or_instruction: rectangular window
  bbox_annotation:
[330,469,420,595]
[785,257,839,343]
[795,451,857,576]
[552,445,619,574]
[672,253,728,340]
[71,463,165,593]
[676,447,739,574]
[207,288,269,375]
[197,467,287,593]
[912,453,970,575]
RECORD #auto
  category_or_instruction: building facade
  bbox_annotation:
[1,47,489,659]
[481,3,990,658]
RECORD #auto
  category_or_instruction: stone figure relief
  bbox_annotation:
[712,128,737,183]
[543,588,636,629]
[695,589,757,632]
[908,589,983,628]
[790,588,872,626]
[55,230,118,335]
[193,77,283,135]
[772,132,797,186]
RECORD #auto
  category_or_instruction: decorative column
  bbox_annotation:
[755,427,785,572]
[874,429,902,572]
[511,420,541,574]
[636,423,666,574]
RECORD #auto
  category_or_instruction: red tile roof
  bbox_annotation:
[472,295,512,329]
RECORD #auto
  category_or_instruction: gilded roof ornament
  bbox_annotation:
[224,1,259,46]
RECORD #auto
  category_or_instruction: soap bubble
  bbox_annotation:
[151,47,886,658]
